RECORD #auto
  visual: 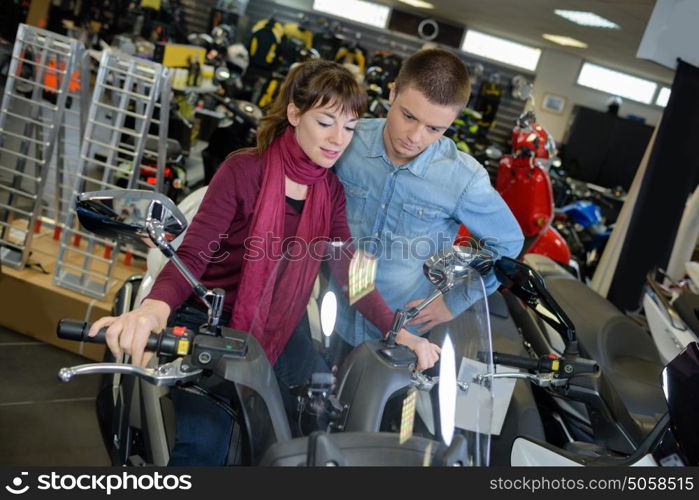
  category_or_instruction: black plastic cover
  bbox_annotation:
[663,342,699,465]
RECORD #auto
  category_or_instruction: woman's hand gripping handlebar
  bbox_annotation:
[56,319,200,386]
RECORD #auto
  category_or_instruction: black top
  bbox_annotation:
[285,196,305,214]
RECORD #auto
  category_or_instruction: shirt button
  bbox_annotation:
[374,232,379,237]
[381,204,386,209]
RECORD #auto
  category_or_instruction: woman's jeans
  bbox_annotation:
[166,302,329,466]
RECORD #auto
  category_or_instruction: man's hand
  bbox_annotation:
[395,329,440,371]
[405,294,454,333]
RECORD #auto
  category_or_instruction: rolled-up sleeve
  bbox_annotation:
[444,166,523,315]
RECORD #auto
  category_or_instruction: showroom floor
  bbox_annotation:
[0,326,110,466]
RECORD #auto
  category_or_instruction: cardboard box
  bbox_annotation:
[153,43,207,68]
[0,228,147,361]
[26,0,51,29]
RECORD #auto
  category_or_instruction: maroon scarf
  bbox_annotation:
[231,127,331,364]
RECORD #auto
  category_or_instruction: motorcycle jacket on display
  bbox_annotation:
[247,18,283,69]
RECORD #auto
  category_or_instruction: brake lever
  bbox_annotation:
[58,358,202,386]
[474,372,568,388]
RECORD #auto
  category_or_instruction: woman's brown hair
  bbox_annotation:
[256,60,367,155]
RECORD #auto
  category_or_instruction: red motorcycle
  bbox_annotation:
[457,111,575,272]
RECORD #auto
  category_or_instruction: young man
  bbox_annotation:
[333,48,523,359]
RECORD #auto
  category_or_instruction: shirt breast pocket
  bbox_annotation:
[398,202,443,238]
[343,179,369,225]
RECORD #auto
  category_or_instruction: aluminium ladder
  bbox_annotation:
[0,24,88,270]
[53,49,171,299]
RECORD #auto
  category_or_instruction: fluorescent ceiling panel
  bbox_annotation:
[462,30,541,71]
[313,0,390,28]
[655,86,671,107]
[398,0,434,9]
[542,34,588,48]
[577,62,657,104]
[554,10,620,29]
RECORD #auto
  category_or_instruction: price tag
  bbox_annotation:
[348,249,376,305]
[399,387,417,445]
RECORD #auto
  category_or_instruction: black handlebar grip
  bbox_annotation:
[57,319,104,343]
[492,352,542,371]
[568,357,599,375]
[56,318,166,353]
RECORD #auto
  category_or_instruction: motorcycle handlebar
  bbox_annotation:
[491,352,558,372]
[56,319,192,357]
[565,357,599,375]
[486,351,599,378]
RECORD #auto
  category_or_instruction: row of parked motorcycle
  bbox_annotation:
[54,167,699,467]
[456,108,626,285]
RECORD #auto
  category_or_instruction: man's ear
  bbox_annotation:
[388,83,396,105]
[287,102,301,126]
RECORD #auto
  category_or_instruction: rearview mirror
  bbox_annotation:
[494,256,576,346]
[423,245,494,292]
[76,189,187,249]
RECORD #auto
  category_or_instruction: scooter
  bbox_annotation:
[55,188,497,466]
[642,185,699,365]
[60,190,686,467]
[491,254,699,466]
[495,111,576,273]
[644,265,699,366]
[553,200,610,282]
[550,174,625,282]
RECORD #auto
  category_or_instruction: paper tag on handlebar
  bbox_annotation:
[348,249,377,305]
[399,387,417,445]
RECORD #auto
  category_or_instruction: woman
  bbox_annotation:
[89,60,440,465]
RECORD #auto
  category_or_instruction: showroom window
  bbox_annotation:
[655,86,671,107]
[312,0,390,28]
[461,30,541,71]
[577,62,657,105]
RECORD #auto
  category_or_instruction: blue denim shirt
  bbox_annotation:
[333,118,524,346]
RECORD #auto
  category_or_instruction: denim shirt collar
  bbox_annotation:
[366,121,433,179]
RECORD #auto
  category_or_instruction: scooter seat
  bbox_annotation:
[542,276,667,424]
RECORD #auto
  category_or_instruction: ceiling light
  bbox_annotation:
[462,30,541,71]
[398,0,435,8]
[542,34,588,48]
[312,0,390,28]
[554,10,620,29]
[577,62,657,105]
[656,87,671,107]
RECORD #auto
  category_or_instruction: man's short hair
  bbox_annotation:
[394,48,471,108]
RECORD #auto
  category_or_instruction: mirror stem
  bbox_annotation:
[146,222,226,335]
[203,288,226,333]
[563,339,579,357]
[168,252,225,334]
